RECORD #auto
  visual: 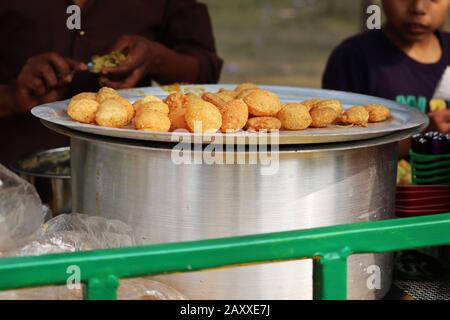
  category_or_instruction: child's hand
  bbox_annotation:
[428,109,450,133]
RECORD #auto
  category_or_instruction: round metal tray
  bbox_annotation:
[31,85,428,145]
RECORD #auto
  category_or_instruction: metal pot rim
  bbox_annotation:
[41,120,427,154]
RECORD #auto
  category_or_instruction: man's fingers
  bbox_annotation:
[23,77,46,96]
[45,53,72,78]
[102,47,146,76]
[67,58,87,71]
[33,63,58,88]
[109,36,132,53]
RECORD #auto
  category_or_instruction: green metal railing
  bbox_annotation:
[1,212,450,300]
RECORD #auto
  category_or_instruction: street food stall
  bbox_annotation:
[2,84,449,300]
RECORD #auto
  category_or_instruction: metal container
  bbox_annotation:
[40,122,425,300]
[10,147,72,216]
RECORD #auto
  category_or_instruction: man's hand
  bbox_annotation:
[15,52,87,111]
[101,35,164,89]
[429,109,450,133]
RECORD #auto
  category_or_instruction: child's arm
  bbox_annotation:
[429,109,450,133]
[322,41,369,94]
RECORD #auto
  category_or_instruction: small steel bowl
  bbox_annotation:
[10,147,71,216]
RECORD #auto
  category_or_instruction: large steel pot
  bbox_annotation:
[39,122,424,301]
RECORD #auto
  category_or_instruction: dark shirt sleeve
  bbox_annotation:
[322,38,369,94]
[160,0,223,84]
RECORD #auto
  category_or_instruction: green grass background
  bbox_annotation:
[205,0,363,87]
[205,0,450,88]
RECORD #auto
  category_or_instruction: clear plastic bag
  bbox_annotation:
[8,213,136,256]
[0,164,45,252]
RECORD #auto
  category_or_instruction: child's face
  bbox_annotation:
[382,0,450,41]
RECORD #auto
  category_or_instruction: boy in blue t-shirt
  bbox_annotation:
[323,0,450,133]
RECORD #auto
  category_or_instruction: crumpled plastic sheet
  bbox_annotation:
[0,166,186,299]
[0,278,187,300]
[1,214,187,299]
[7,213,136,256]
[0,164,45,252]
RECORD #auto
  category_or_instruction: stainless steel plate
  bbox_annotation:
[31,85,428,145]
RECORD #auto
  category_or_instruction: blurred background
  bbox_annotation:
[205,0,449,87]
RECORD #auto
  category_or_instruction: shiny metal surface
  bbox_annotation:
[62,123,403,300]
[10,147,72,216]
[31,85,428,145]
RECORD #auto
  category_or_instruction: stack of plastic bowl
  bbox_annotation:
[396,133,450,218]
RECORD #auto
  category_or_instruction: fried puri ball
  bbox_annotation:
[236,88,259,99]
[201,93,249,132]
[185,100,222,133]
[310,107,338,128]
[202,93,226,110]
[134,101,170,115]
[112,96,135,122]
[164,93,188,111]
[365,104,391,123]
[169,106,189,131]
[141,95,163,104]
[95,99,130,128]
[246,117,281,132]
[186,93,203,103]
[71,92,97,101]
[314,99,343,115]
[302,98,322,111]
[218,89,238,100]
[67,99,100,124]
[133,95,164,111]
[96,87,120,103]
[134,110,171,132]
[220,99,249,133]
[338,106,370,127]
[277,103,312,130]
[235,83,259,93]
[244,90,282,117]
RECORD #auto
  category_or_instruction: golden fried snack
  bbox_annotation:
[202,93,248,132]
[244,90,282,117]
[202,93,225,110]
[164,93,188,111]
[71,92,97,101]
[96,87,119,103]
[236,88,259,99]
[134,110,171,132]
[141,95,163,104]
[186,93,204,104]
[134,101,170,115]
[67,99,99,124]
[95,99,130,128]
[185,100,222,133]
[246,117,281,132]
[220,100,249,133]
[218,89,238,100]
[365,104,391,123]
[314,99,343,115]
[302,98,322,111]
[216,92,235,103]
[277,103,312,130]
[338,106,370,127]
[112,96,135,122]
[310,107,338,128]
[169,106,189,131]
[235,83,259,93]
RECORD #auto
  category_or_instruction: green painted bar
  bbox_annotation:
[313,254,348,300]
[0,213,449,300]
[85,276,119,300]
